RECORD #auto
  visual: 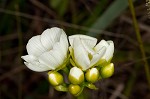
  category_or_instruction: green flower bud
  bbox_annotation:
[100,63,114,78]
[69,67,84,84]
[85,68,99,83]
[69,84,81,95]
[48,71,63,86]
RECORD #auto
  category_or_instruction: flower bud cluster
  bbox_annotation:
[21,27,115,96]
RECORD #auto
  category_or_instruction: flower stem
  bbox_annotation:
[128,0,150,89]
[63,66,70,74]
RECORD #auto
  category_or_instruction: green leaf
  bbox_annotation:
[87,0,135,37]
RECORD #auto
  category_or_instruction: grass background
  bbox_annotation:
[0,0,150,99]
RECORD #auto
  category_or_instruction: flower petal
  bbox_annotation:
[52,32,68,59]
[81,40,95,55]
[52,42,66,58]
[41,32,68,70]
[73,37,90,70]
[90,47,106,66]
[41,27,62,50]
[94,40,109,52]
[39,50,65,70]
[24,62,50,72]
[58,31,68,56]
[21,55,37,62]
[69,35,97,48]
[26,35,46,56]
[102,41,114,61]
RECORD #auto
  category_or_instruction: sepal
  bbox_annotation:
[85,83,98,90]
[54,84,68,92]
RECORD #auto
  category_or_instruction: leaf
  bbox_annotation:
[87,0,135,37]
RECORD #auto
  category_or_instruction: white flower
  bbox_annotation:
[69,35,114,71]
[21,27,68,72]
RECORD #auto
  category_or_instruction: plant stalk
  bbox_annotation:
[128,0,150,89]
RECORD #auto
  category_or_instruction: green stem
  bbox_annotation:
[128,0,150,89]
[62,66,70,75]
[77,88,86,99]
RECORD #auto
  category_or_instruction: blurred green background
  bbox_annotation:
[0,0,150,99]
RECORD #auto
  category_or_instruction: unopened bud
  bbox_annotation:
[100,63,114,78]
[69,84,81,95]
[85,68,99,83]
[69,67,84,84]
[48,71,63,86]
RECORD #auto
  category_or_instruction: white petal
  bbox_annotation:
[102,41,114,61]
[94,40,109,52]
[69,35,97,48]
[81,40,95,55]
[41,27,62,50]
[52,42,66,58]
[60,30,69,48]
[90,47,106,66]
[70,67,83,79]
[24,62,50,72]
[21,55,37,62]
[39,50,65,70]
[52,31,68,58]
[73,37,90,70]
[51,50,64,66]
[27,35,46,56]
[58,31,68,55]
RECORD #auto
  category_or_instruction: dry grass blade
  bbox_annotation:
[0,8,137,46]
[30,0,57,17]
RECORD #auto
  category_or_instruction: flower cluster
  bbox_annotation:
[21,27,114,96]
